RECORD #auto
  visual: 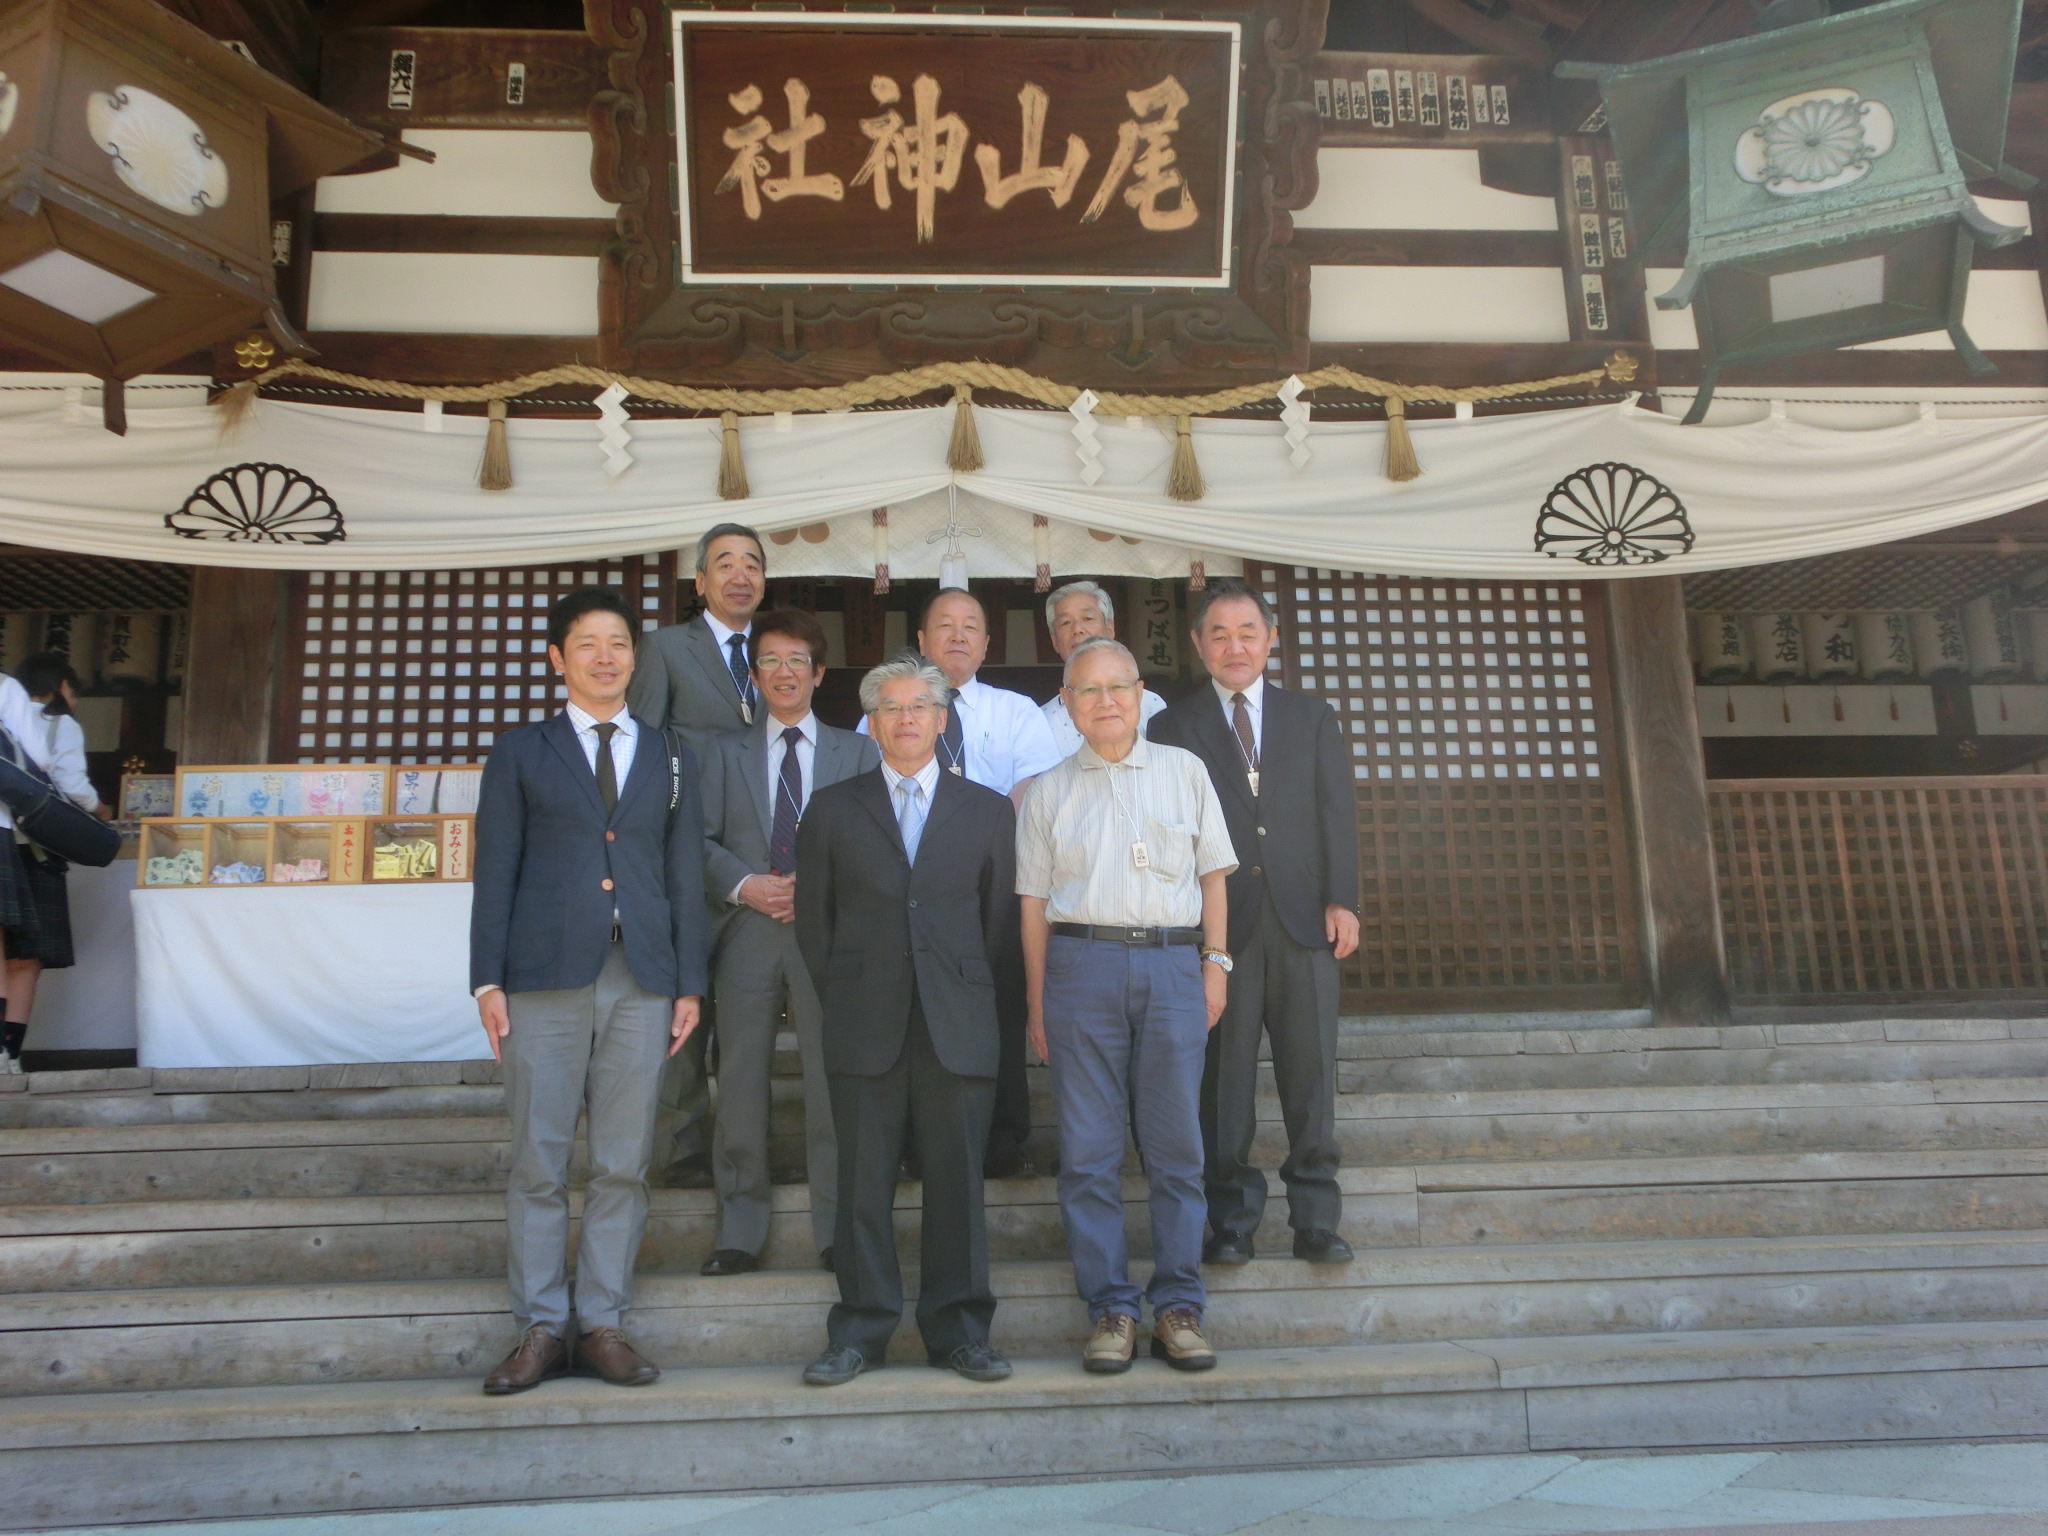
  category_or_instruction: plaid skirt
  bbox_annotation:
[2,840,72,969]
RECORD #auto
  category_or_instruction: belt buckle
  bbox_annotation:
[1125,927,1149,946]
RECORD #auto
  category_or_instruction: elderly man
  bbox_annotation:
[1152,578,1361,1267]
[796,653,1017,1386]
[861,587,1060,1177]
[629,522,769,1190]
[1040,580,1167,758]
[1018,636,1236,1374]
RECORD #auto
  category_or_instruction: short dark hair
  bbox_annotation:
[15,651,78,714]
[917,584,985,635]
[548,587,635,651]
[695,522,766,574]
[749,607,828,669]
[1189,578,1276,635]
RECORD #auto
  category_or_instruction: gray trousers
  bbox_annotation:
[503,942,670,1335]
[710,910,836,1256]
[1202,895,1342,1237]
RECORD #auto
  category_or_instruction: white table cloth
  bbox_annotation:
[132,883,479,1068]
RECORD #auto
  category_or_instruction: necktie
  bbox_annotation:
[593,720,619,815]
[938,700,966,777]
[1229,692,1260,786]
[725,633,755,717]
[769,725,803,875]
[895,779,927,863]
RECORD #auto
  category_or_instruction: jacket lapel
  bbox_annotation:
[685,616,748,722]
[541,712,606,818]
[917,764,973,853]
[850,766,908,857]
[608,717,664,822]
[738,726,772,837]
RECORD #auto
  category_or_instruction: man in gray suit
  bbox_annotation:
[696,609,879,1277]
[627,523,766,1186]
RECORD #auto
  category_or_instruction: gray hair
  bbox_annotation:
[694,522,765,574]
[1045,579,1115,631]
[860,650,955,715]
[1063,635,1139,685]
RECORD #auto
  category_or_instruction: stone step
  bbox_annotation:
[9,1318,2048,1527]
[9,1229,2048,1396]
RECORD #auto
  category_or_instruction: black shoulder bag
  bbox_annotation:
[0,724,122,868]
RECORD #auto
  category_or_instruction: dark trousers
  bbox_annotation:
[827,995,997,1360]
[1202,895,1342,1237]
[986,938,1031,1161]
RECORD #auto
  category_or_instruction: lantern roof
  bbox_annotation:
[1558,0,2031,256]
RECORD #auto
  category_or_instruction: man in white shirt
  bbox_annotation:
[1040,581,1167,758]
[695,610,879,1277]
[861,587,1061,1175]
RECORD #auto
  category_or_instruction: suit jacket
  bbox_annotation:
[794,767,1016,1080]
[469,711,711,1000]
[626,615,751,757]
[699,717,881,926]
[1150,684,1359,953]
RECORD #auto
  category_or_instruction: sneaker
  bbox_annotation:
[1082,1312,1137,1374]
[0,1053,19,1076]
[1150,1307,1217,1371]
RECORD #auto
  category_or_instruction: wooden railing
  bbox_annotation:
[1708,777,2048,999]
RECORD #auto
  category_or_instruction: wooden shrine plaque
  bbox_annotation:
[672,12,1239,287]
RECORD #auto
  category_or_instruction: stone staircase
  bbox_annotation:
[5,1016,2048,1527]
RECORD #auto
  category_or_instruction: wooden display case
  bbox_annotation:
[134,815,476,886]
[271,821,335,883]
[204,823,271,885]
[139,823,208,887]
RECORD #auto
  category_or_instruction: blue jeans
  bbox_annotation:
[1042,935,1209,1322]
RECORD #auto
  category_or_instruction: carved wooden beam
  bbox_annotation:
[321,26,610,133]
[311,213,617,256]
[1291,229,1565,265]
[1654,349,2048,388]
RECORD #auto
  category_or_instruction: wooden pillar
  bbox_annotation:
[1606,575,1731,1025]
[180,567,287,765]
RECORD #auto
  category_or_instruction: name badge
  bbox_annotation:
[1132,840,1150,869]
[1247,769,1260,796]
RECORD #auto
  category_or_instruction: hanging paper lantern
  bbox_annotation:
[1960,591,2023,679]
[1691,610,1752,682]
[1855,611,1915,679]
[1751,611,1806,682]
[1803,612,1858,679]
[1910,608,1970,676]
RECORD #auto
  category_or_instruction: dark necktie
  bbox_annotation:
[769,725,803,875]
[593,720,618,815]
[938,700,966,776]
[725,632,755,717]
[1230,692,1259,778]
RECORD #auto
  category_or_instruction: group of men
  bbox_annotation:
[466,521,1360,1394]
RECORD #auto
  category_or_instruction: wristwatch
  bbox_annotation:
[1200,949,1234,973]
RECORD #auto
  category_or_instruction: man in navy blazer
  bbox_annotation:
[470,587,710,1395]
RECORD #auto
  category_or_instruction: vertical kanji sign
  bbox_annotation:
[673,12,1240,286]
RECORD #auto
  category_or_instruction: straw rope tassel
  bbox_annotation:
[1167,415,1205,502]
[478,400,512,491]
[215,379,261,438]
[947,383,984,473]
[1382,396,1421,482]
[718,410,749,500]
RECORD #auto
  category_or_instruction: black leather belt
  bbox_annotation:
[1051,923,1203,947]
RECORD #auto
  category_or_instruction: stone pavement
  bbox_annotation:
[34,1442,2048,1536]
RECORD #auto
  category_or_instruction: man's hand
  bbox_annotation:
[1027,1005,1048,1065]
[669,996,702,1058]
[477,988,511,1063]
[1325,903,1360,961]
[1201,960,1228,1030]
[739,873,796,923]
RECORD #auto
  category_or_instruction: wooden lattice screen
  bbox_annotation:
[275,556,678,764]
[1710,777,2048,999]
[1248,564,1639,1011]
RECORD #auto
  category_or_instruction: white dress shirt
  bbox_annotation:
[565,699,638,784]
[880,754,943,861]
[1042,686,1167,760]
[0,675,50,833]
[859,674,1062,796]
[1210,675,1266,758]
[729,711,817,905]
[40,712,100,812]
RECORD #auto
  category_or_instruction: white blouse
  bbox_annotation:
[0,675,52,833]
[40,711,100,813]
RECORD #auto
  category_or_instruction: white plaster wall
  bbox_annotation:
[1309,266,1571,343]
[307,253,602,335]
[1296,148,1558,230]
[314,130,617,219]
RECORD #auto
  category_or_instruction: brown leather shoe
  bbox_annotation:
[1082,1312,1137,1374]
[1150,1307,1217,1371]
[575,1326,661,1386]
[483,1325,568,1395]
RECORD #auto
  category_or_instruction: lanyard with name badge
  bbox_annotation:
[1107,762,1149,869]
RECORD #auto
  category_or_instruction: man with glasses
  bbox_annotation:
[795,653,1018,1386]
[695,610,879,1278]
[1018,636,1236,1374]
[1040,580,1167,758]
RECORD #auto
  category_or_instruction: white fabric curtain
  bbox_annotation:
[2,394,2046,575]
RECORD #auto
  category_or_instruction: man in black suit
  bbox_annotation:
[470,587,710,1394]
[1151,578,1361,1266]
[794,653,1016,1387]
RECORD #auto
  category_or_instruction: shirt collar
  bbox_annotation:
[1076,733,1150,771]
[1211,675,1266,712]
[766,711,817,746]
[950,674,983,708]
[565,700,635,738]
[701,611,752,649]
[881,756,942,798]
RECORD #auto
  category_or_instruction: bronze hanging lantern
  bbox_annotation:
[1561,0,2034,421]
[0,0,381,385]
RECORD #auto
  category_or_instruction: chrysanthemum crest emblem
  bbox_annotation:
[1735,88,1895,197]
[1535,463,1694,567]
[168,464,345,544]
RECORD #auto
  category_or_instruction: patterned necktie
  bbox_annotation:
[938,701,966,777]
[769,725,803,875]
[895,778,928,864]
[725,632,755,717]
[592,720,619,815]
[1230,692,1260,780]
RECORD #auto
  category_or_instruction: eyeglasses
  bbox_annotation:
[1069,682,1144,703]
[872,701,942,720]
[754,654,814,674]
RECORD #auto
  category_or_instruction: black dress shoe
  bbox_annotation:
[1203,1232,1254,1265]
[700,1248,759,1276]
[653,1154,715,1190]
[899,1155,923,1183]
[1293,1228,1355,1264]
[818,1246,835,1274]
[983,1147,1026,1179]
[929,1341,1012,1382]
[803,1344,872,1386]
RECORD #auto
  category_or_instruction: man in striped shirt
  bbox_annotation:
[1016,636,1237,1376]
